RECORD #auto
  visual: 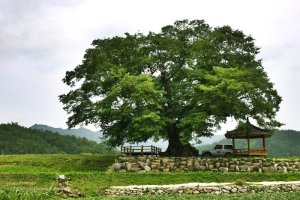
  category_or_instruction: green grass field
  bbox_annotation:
[0,154,300,199]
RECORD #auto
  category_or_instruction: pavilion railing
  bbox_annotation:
[233,148,267,156]
[121,145,161,156]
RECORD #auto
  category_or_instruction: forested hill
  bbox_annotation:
[30,124,102,142]
[197,130,300,157]
[0,123,118,155]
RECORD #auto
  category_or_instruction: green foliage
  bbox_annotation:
[267,130,300,156]
[0,123,118,155]
[60,19,282,149]
[235,179,246,186]
[197,129,300,157]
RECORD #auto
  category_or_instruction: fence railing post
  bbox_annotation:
[151,145,153,156]
[129,146,132,156]
[141,145,144,156]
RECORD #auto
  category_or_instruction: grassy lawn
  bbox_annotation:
[68,171,300,192]
[0,154,300,199]
[0,154,118,173]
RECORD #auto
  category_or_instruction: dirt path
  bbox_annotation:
[111,181,300,189]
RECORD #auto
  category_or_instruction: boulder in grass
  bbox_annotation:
[139,162,146,169]
[262,166,276,173]
[144,166,152,171]
[219,167,228,173]
[113,163,122,171]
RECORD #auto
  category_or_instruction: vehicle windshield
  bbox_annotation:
[215,145,222,149]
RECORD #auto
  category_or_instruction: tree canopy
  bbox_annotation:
[60,19,282,156]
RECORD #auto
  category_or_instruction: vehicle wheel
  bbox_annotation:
[224,153,232,157]
[202,152,212,157]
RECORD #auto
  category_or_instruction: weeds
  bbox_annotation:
[234,179,246,186]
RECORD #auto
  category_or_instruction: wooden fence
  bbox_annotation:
[233,148,267,156]
[121,145,161,156]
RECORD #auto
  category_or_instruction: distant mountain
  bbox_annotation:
[0,123,118,154]
[197,129,300,157]
[198,135,225,144]
[30,124,223,151]
[30,124,102,143]
[124,135,226,151]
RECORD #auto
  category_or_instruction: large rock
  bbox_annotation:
[223,186,232,190]
[239,165,249,172]
[244,162,252,166]
[209,187,220,191]
[252,163,261,168]
[187,160,193,166]
[151,162,160,166]
[139,162,146,169]
[258,168,262,173]
[193,160,201,170]
[208,165,214,170]
[215,162,221,168]
[162,158,169,164]
[229,164,236,169]
[180,161,187,166]
[219,167,228,173]
[151,164,158,169]
[126,162,133,171]
[198,166,206,171]
[263,166,276,173]
[240,188,248,193]
[138,156,147,162]
[113,163,122,171]
[231,187,238,193]
[287,167,294,172]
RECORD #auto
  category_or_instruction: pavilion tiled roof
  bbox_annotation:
[225,123,272,139]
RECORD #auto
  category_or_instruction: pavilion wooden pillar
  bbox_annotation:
[232,138,236,156]
[262,137,266,156]
[247,137,250,157]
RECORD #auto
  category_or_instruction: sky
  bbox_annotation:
[0,0,300,134]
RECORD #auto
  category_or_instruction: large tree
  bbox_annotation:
[60,20,282,156]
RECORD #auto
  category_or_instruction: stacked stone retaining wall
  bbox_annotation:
[110,156,300,173]
[104,182,300,195]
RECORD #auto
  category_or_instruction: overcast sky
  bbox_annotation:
[0,0,299,133]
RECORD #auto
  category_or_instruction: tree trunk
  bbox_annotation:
[160,74,198,156]
[163,125,198,156]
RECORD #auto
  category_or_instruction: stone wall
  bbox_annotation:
[103,183,300,196]
[110,156,300,173]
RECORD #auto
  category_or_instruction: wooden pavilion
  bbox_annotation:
[225,122,272,157]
